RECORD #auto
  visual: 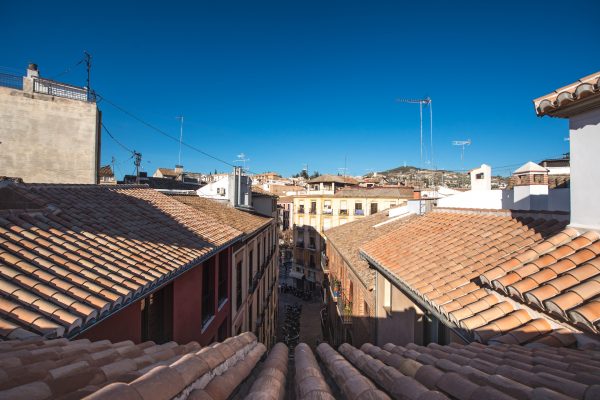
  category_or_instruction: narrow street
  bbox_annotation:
[277,260,325,351]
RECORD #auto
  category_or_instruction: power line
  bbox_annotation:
[50,58,85,80]
[97,93,239,170]
[101,123,134,153]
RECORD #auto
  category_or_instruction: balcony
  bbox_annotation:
[296,241,304,248]
[336,295,353,325]
[339,209,349,216]
[354,209,364,216]
[307,242,317,251]
[297,207,305,214]
[323,209,333,215]
[321,252,329,273]
[309,208,317,215]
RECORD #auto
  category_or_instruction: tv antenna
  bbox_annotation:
[233,153,250,172]
[452,139,471,160]
[397,96,433,168]
[176,115,184,166]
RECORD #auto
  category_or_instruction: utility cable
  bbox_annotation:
[96,93,245,171]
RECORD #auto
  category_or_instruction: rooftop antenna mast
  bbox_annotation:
[176,115,184,166]
[233,153,250,173]
[83,51,92,99]
[396,96,433,168]
[133,151,142,184]
[452,139,471,161]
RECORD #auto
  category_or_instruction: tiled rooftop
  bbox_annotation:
[358,208,596,346]
[480,230,600,336]
[534,71,600,118]
[325,209,416,289]
[0,182,242,340]
[167,193,272,235]
[2,333,599,400]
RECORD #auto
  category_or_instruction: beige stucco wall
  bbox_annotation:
[0,86,100,184]
[375,271,425,346]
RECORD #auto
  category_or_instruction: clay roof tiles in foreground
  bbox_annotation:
[0,183,242,340]
[1,333,600,400]
[167,193,272,236]
[324,209,416,289]
[359,208,598,346]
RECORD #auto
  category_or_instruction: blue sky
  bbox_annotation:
[2,1,599,177]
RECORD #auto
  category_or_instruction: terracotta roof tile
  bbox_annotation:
[325,210,416,290]
[0,183,242,339]
[167,193,272,235]
[359,209,578,344]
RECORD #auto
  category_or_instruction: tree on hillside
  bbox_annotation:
[309,171,321,179]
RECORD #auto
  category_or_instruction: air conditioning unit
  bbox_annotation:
[217,187,226,196]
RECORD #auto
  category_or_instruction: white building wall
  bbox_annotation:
[570,108,600,231]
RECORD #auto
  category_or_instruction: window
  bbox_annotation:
[354,202,364,216]
[534,174,544,183]
[310,201,317,214]
[370,202,378,215]
[236,261,243,310]
[476,173,484,179]
[202,260,216,325]
[383,278,391,314]
[340,200,348,215]
[309,236,316,249]
[324,200,332,214]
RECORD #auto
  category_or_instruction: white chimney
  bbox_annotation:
[469,164,491,191]
[512,161,549,211]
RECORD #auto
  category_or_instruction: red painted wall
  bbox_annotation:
[78,248,233,347]
[78,299,142,343]
[172,263,203,343]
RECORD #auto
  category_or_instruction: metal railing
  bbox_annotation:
[354,209,364,216]
[33,77,95,102]
[0,72,23,90]
[309,209,317,214]
[339,210,349,216]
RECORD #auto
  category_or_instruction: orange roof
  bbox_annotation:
[359,208,597,346]
[325,210,416,289]
[534,71,600,118]
[168,193,272,235]
[98,165,114,177]
[480,230,600,335]
[0,183,242,340]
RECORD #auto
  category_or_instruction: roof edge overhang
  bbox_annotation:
[359,249,471,344]
[69,234,243,339]
[535,91,600,119]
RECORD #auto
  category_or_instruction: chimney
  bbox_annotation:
[469,164,491,191]
[174,165,184,175]
[23,63,39,93]
[27,63,39,78]
[512,161,548,211]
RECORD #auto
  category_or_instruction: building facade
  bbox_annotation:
[290,183,413,290]
[0,64,101,184]
[169,193,279,350]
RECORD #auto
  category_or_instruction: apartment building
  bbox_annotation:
[169,194,279,349]
[290,178,413,290]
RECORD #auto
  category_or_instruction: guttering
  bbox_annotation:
[70,234,243,339]
[360,250,471,344]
